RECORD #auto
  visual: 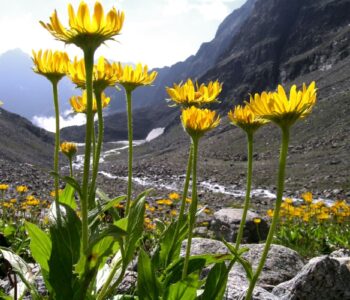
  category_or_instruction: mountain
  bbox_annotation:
[0,108,54,166]
[0,49,77,120]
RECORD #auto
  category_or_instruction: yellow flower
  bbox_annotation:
[284,198,293,204]
[166,79,222,107]
[267,209,274,217]
[50,189,63,197]
[204,208,212,215]
[186,197,192,204]
[68,56,118,91]
[228,104,268,132]
[115,63,157,91]
[253,218,261,224]
[168,192,180,200]
[170,209,178,217]
[40,1,125,50]
[16,185,28,194]
[181,106,220,137]
[156,199,173,206]
[60,141,78,157]
[0,184,9,191]
[32,50,69,82]
[249,82,317,127]
[301,192,313,204]
[10,199,17,204]
[70,90,110,114]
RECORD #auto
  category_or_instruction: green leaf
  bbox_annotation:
[164,272,199,300]
[25,222,52,273]
[154,216,188,270]
[59,184,77,210]
[223,240,253,281]
[3,224,16,237]
[48,205,81,300]
[50,172,82,199]
[88,194,126,228]
[200,262,228,300]
[124,190,149,264]
[0,248,41,299]
[137,249,160,300]
[164,253,232,288]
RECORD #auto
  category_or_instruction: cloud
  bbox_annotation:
[32,110,86,132]
[163,0,231,21]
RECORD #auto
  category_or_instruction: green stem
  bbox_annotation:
[182,137,199,279]
[92,117,96,169]
[235,131,253,249]
[245,126,290,300]
[69,157,74,178]
[88,91,104,209]
[168,144,193,264]
[52,80,62,225]
[125,89,133,216]
[81,47,95,251]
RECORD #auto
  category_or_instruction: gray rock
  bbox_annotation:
[330,248,350,258]
[210,208,269,243]
[181,238,304,299]
[272,256,350,300]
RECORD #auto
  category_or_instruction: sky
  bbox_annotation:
[0,0,246,68]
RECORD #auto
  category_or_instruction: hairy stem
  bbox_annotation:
[125,89,133,216]
[182,137,199,279]
[235,131,253,249]
[81,47,95,251]
[52,80,62,225]
[89,91,104,208]
[245,127,290,300]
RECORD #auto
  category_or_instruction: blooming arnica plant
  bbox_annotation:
[115,62,158,91]
[166,78,222,107]
[16,185,28,194]
[228,104,269,133]
[68,56,118,92]
[181,106,220,138]
[249,82,317,128]
[40,1,125,51]
[32,50,69,83]
[70,90,110,114]
[60,141,78,158]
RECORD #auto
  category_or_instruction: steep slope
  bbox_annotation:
[203,0,350,105]
[0,108,54,166]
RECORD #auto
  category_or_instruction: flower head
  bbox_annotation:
[32,50,69,82]
[16,185,28,194]
[302,192,313,204]
[70,90,110,114]
[249,82,317,128]
[115,63,157,91]
[0,184,9,191]
[40,1,124,50]
[228,104,268,133]
[168,192,180,200]
[253,218,261,224]
[166,79,222,107]
[68,56,118,91]
[181,106,220,138]
[60,141,78,157]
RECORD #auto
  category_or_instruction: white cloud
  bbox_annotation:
[32,110,86,132]
[163,0,231,21]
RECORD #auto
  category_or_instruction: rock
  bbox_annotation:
[181,238,304,299]
[330,248,350,258]
[272,256,350,300]
[210,208,269,243]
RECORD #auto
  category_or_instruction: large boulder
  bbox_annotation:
[181,238,304,299]
[210,208,269,243]
[272,256,350,300]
